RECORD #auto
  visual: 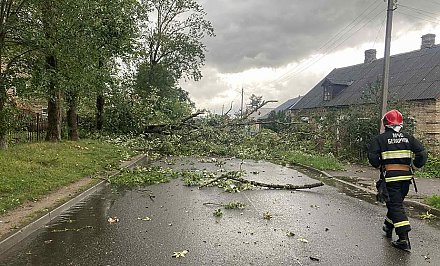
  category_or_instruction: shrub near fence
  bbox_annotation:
[8,113,48,143]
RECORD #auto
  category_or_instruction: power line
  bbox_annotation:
[373,14,387,49]
[258,0,383,87]
[395,10,440,24]
[276,7,385,83]
[420,0,440,6]
[398,3,440,20]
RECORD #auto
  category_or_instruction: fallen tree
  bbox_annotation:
[199,172,324,190]
[144,110,205,134]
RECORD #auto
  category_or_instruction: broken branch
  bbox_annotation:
[199,174,324,190]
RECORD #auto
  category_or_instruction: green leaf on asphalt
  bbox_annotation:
[213,209,223,217]
[298,237,309,243]
[286,231,295,237]
[420,211,436,220]
[172,250,188,258]
[263,211,272,220]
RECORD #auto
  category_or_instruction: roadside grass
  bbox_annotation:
[425,195,440,209]
[275,150,344,171]
[0,140,134,214]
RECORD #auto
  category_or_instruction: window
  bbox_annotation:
[323,86,332,101]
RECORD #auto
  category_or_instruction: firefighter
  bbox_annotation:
[367,109,427,252]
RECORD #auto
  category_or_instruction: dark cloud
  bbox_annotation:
[199,0,438,72]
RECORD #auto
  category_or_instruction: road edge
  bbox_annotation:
[289,162,440,218]
[0,153,148,255]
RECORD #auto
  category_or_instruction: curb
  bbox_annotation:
[289,163,440,217]
[0,153,148,255]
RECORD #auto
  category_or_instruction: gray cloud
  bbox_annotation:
[184,0,440,112]
[200,0,438,72]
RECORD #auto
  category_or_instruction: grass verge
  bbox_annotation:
[275,150,344,171]
[425,195,440,209]
[0,140,134,214]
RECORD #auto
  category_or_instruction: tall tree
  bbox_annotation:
[0,0,38,149]
[135,0,214,125]
[40,0,62,141]
[90,0,139,132]
[63,0,138,139]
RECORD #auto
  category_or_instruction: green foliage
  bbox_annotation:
[140,0,215,81]
[249,94,263,109]
[276,150,344,171]
[224,201,246,209]
[220,179,252,193]
[109,166,179,186]
[181,170,216,186]
[287,81,415,162]
[104,86,152,134]
[213,209,223,217]
[424,195,440,209]
[419,155,440,178]
[0,140,133,214]
[262,110,292,132]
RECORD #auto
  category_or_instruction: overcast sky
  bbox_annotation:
[180,0,440,114]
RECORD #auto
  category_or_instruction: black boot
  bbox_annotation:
[392,233,411,252]
[382,225,393,238]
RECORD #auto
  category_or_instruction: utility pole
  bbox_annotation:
[240,87,244,119]
[380,0,396,133]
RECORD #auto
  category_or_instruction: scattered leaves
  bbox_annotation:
[213,209,223,217]
[172,250,188,258]
[182,170,216,186]
[109,166,179,186]
[263,211,273,220]
[423,254,430,260]
[420,211,437,220]
[286,231,295,237]
[108,217,120,224]
[137,216,152,221]
[199,158,218,163]
[224,201,246,209]
[297,237,309,243]
[51,226,94,233]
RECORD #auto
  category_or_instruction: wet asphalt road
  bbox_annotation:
[0,157,439,265]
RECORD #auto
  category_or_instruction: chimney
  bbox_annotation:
[421,33,436,49]
[364,49,376,64]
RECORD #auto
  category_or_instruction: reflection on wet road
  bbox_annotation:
[1,157,439,265]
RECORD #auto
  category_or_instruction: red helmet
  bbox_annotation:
[382,109,403,126]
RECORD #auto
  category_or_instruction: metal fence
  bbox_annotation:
[8,113,47,143]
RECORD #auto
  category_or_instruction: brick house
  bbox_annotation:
[290,34,440,153]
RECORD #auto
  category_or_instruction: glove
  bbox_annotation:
[375,178,390,203]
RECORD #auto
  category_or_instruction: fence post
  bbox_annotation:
[36,113,40,141]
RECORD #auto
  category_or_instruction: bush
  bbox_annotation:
[419,155,440,178]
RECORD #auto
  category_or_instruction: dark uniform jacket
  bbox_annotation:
[368,128,427,181]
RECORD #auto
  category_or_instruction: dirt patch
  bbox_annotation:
[0,177,98,241]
